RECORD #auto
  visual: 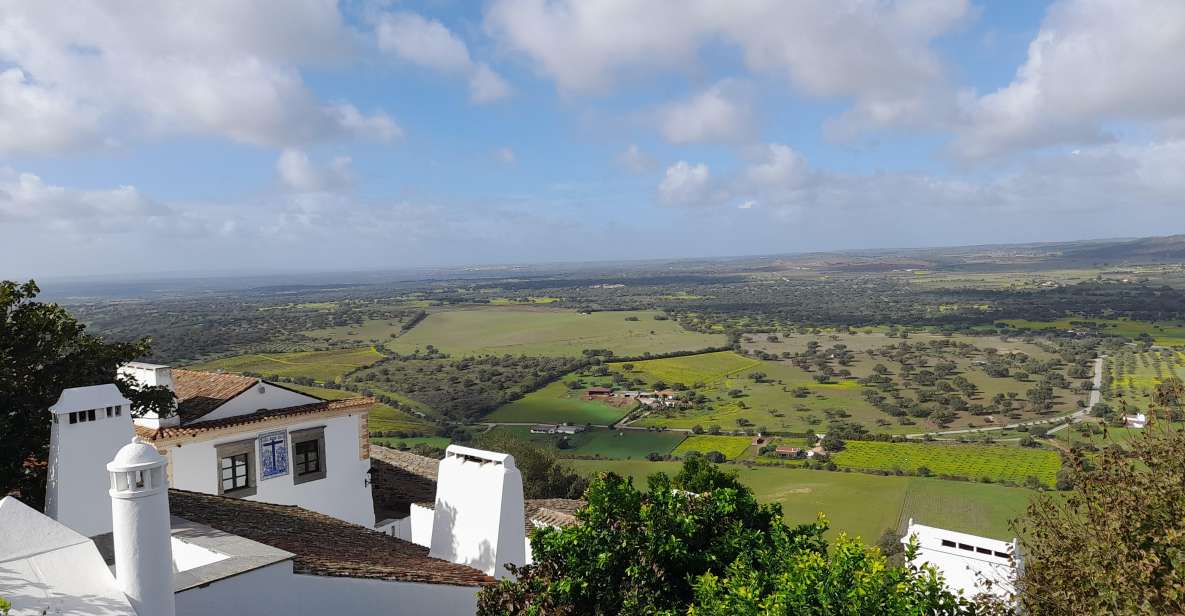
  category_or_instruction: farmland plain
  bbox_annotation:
[671,435,752,460]
[568,460,1034,541]
[387,307,727,357]
[1000,317,1185,347]
[189,346,385,384]
[485,425,687,459]
[283,383,434,433]
[485,380,635,425]
[829,440,1061,487]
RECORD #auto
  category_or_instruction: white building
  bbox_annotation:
[1,380,541,616]
[121,364,376,527]
[376,447,582,568]
[902,519,1021,601]
[1124,413,1148,428]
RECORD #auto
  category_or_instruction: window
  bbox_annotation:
[115,405,122,416]
[940,539,956,548]
[106,406,113,417]
[291,426,327,485]
[976,547,992,555]
[68,409,97,424]
[958,543,974,552]
[215,439,257,498]
[221,454,249,493]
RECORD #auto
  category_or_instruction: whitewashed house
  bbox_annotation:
[1,381,527,616]
[902,519,1021,601]
[120,363,376,527]
[1124,412,1148,428]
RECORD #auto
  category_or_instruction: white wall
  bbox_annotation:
[391,504,435,547]
[46,408,133,537]
[167,413,374,527]
[175,562,478,616]
[429,447,525,578]
[198,382,319,422]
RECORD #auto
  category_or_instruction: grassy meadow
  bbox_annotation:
[387,307,726,357]
[567,460,1033,541]
[485,380,635,425]
[671,435,752,460]
[189,346,384,384]
[828,440,1061,487]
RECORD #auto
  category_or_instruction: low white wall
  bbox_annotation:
[167,413,374,527]
[175,562,479,616]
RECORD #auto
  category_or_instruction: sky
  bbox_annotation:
[2,0,1185,278]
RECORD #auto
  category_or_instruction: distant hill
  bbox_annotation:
[1057,235,1185,263]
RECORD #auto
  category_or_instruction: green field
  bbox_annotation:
[283,383,434,433]
[189,347,384,384]
[830,440,1061,487]
[672,435,752,460]
[568,460,1033,541]
[485,380,636,425]
[485,425,686,459]
[302,318,408,344]
[1001,318,1185,347]
[370,435,452,449]
[1103,349,1185,411]
[387,307,726,357]
[629,336,1084,435]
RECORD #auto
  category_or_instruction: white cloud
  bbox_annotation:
[0,1,398,153]
[376,11,512,104]
[485,0,970,135]
[616,144,658,174]
[660,139,1185,219]
[659,81,753,144]
[276,149,353,193]
[494,147,517,165]
[738,200,756,209]
[954,0,1185,160]
[658,161,712,206]
[0,168,170,232]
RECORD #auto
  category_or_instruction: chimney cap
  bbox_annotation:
[107,437,165,472]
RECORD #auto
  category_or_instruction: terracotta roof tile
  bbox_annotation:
[168,489,493,587]
[370,446,440,520]
[137,397,374,442]
[172,369,260,423]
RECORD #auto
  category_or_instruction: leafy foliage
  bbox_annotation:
[475,431,589,500]
[1013,379,1185,614]
[477,457,979,615]
[0,281,171,506]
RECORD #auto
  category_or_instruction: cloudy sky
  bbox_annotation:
[2,0,1184,278]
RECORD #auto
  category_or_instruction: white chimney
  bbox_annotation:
[429,445,526,578]
[46,384,134,537]
[108,437,176,616]
[119,362,179,429]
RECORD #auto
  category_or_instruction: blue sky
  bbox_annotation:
[2,0,1184,278]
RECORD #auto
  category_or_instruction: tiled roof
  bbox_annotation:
[525,499,583,529]
[168,489,493,587]
[370,446,440,521]
[172,369,259,423]
[136,397,374,442]
[414,498,584,535]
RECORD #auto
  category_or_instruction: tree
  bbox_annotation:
[477,458,977,615]
[474,431,588,499]
[1,281,173,507]
[1013,407,1185,613]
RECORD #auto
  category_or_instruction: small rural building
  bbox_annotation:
[555,424,584,435]
[902,519,1020,601]
[618,390,642,398]
[585,387,613,399]
[1124,413,1148,428]
[530,424,558,434]
[775,447,803,459]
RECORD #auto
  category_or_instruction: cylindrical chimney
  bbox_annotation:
[108,437,176,616]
